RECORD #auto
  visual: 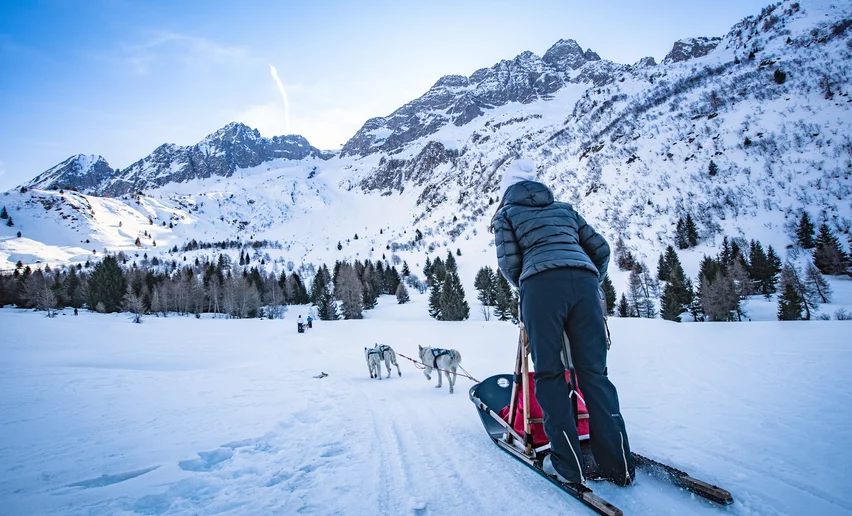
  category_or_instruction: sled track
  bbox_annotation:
[362,390,412,515]
[360,386,498,515]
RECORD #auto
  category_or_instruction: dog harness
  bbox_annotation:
[378,345,392,358]
[367,348,382,357]
[430,348,452,369]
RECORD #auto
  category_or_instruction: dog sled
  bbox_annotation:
[469,324,733,516]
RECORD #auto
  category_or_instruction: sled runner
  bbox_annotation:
[469,324,733,515]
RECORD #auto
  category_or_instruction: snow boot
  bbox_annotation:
[542,454,583,486]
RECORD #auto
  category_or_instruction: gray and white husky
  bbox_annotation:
[375,343,402,378]
[418,345,462,393]
[364,346,383,379]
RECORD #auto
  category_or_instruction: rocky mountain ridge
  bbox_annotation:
[21,123,332,197]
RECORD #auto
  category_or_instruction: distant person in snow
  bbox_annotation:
[307,315,313,329]
[297,315,304,334]
[490,158,634,487]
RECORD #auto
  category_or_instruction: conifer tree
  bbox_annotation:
[7,216,14,227]
[796,212,816,249]
[601,273,617,316]
[697,254,741,322]
[767,245,782,278]
[617,293,630,318]
[88,255,126,313]
[675,218,689,250]
[708,160,718,177]
[439,270,469,321]
[396,283,410,304]
[777,278,804,321]
[719,237,733,271]
[402,261,410,277]
[432,257,447,284]
[685,214,698,247]
[65,265,83,308]
[383,266,401,295]
[779,263,812,320]
[310,269,326,305]
[474,266,497,307]
[445,251,457,273]
[287,273,308,304]
[427,275,442,319]
[657,252,670,282]
[508,289,520,324]
[423,256,433,283]
[493,272,513,321]
[614,237,637,271]
[813,223,847,275]
[0,206,7,219]
[318,286,338,320]
[660,251,692,322]
[310,266,336,320]
[747,240,770,295]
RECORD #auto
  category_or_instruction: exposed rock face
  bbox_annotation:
[662,37,722,64]
[635,56,658,67]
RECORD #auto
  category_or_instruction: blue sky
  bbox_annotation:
[0,0,773,190]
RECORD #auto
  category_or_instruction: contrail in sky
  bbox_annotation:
[268,64,291,133]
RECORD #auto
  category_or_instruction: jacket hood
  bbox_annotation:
[500,158,537,196]
[504,180,554,207]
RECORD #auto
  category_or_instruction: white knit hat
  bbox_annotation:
[500,158,537,196]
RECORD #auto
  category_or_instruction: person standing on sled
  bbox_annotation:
[491,158,634,487]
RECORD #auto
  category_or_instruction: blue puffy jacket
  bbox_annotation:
[493,181,610,288]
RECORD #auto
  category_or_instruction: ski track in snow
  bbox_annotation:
[2,298,852,515]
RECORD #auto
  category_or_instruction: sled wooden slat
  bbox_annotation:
[520,324,533,456]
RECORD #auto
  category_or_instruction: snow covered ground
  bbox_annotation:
[2,293,852,515]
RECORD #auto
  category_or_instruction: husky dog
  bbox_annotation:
[418,345,462,393]
[364,346,383,379]
[375,343,402,378]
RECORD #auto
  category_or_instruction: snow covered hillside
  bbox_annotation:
[2,298,852,515]
[2,0,851,298]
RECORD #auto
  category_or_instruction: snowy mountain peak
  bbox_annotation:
[542,39,594,70]
[21,154,117,193]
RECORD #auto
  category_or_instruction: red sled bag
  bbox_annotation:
[497,372,589,447]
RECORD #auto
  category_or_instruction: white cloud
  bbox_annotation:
[268,64,291,133]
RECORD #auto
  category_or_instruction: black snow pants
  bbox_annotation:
[520,267,635,485]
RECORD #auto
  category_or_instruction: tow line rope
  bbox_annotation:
[397,353,480,383]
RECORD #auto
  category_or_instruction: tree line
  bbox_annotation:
[616,210,852,322]
[0,252,418,322]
